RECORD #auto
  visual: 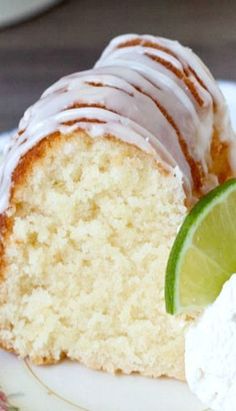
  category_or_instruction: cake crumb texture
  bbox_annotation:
[0,131,187,379]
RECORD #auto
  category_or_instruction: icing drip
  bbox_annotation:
[0,34,235,213]
[97,34,236,188]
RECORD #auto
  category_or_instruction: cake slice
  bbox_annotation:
[0,34,234,380]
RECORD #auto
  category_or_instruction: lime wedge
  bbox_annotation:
[165,178,236,314]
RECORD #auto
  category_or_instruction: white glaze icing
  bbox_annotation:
[0,34,235,213]
[96,35,235,171]
[20,72,191,179]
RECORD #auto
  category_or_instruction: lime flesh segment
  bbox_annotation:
[165,179,236,314]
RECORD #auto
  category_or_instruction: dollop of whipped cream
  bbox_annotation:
[185,274,236,411]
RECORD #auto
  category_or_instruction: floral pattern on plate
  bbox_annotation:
[0,389,20,411]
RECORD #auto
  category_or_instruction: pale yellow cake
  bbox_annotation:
[0,34,235,380]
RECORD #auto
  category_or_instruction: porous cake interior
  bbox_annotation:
[0,131,187,379]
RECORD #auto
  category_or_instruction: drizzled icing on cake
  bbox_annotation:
[0,34,235,213]
[96,34,235,175]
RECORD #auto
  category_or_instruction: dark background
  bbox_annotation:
[0,0,236,132]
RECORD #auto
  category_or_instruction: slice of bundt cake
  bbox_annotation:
[0,34,235,380]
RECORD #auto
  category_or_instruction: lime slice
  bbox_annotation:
[165,178,236,314]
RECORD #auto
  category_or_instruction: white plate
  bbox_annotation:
[0,81,235,411]
[0,0,62,28]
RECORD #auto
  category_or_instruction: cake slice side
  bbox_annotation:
[0,130,188,379]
